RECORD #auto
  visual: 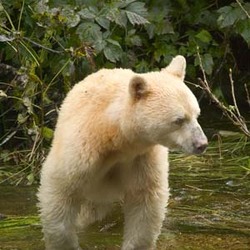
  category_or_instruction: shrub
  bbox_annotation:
[0,0,249,184]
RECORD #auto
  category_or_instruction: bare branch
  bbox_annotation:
[229,68,242,119]
[196,48,250,138]
[236,0,250,19]
[244,83,250,108]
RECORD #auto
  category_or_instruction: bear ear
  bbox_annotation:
[164,55,186,80]
[129,76,149,100]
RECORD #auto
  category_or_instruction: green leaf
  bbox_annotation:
[125,1,149,25]
[119,0,137,9]
[34,0,49,14]
[96,16,110,30]
[153,44,176,63]
[27,173,34,185]
[126,11,149,25]
[156,20,174,35]
[42,127,54,140]
[94,39,107,53]
[61,8,80,27]
[145,23,155,39]
[126,1,148,18]
[126,34,142,46]
[217,6,232,15]
[135,59,150,73]
[217,5,244,28]
[195,29,212,44]
[78,7,96,19]
[76,22,102,43]
[213,86,225,101]
[107,8,127,27]
[103,41,123,63]
[203,53,214,75]
[106,39,121,48]
[195,53,214,75]
[236,19,250,46]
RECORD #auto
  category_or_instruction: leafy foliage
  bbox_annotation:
[0,0,249,184]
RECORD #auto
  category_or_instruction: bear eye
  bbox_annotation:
[174,117,185,126]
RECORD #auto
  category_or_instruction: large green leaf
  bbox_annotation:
[96,16,110,30]
[103,40,123,63]
[236,19,250,46]
[76,22,102,43]
[78,7,97,19]
[126,1,148,18]
[125,1,149,25]
[217,5,244,28]
[107,8,127,27]
[60,7,80,27]
[126,11,149,25]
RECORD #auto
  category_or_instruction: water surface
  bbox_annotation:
[0,138,249,250]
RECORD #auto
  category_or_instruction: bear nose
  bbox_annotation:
[193,139,208,154]
[196,143,208,153]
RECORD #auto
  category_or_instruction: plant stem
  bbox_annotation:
[196,48,250,138]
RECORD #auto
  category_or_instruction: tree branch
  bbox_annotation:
[196,48,250,138]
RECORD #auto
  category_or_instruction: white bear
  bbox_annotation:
[37,55,207,250]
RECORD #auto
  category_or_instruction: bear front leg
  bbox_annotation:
[38,187,82,250]
[122,191,167,250]
[122,146,169,250]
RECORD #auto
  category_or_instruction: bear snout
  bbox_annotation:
[192,138,208,154]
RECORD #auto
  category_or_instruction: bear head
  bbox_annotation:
[126,55,208,155]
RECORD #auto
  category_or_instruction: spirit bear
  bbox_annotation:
[38,55,207,250]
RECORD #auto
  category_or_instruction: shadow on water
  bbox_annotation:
[0,133,249,249]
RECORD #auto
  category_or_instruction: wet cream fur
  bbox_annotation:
[38,55,206,250]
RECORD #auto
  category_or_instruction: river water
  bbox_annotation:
[0,124,249,249]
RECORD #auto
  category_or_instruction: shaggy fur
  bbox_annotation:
[37,56,207,250]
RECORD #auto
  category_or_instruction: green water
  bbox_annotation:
[0,137,249,250]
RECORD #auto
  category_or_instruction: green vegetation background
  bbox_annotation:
[0,0,249,184]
